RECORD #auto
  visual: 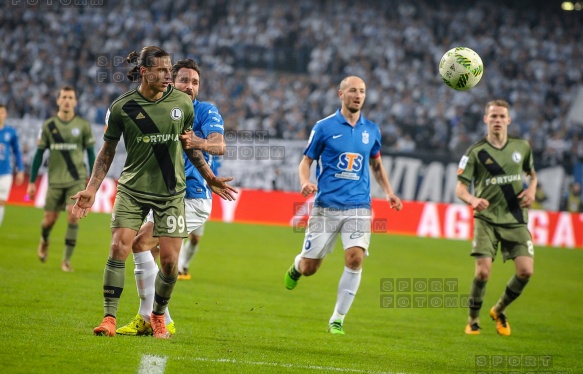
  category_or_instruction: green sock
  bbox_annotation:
[495,274,529,313]
[153,271,177,315]
[102,258,125,318]
[63,224,79,262]
[468,278,487,322]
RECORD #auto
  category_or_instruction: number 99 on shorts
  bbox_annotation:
[166,215,185,234]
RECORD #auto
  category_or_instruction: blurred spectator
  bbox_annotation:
[531,183,548,210]
[0,0,581,177]
[560,182,583,213]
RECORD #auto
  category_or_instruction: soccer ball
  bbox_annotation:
[439,47,484,91]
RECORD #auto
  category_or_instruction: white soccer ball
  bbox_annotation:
[439,47,484,91]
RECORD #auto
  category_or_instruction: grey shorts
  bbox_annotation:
[111,189,187,238]
[472,219,534,261]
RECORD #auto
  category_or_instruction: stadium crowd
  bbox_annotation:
[1,0,582,172]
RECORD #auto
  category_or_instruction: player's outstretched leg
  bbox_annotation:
[490,272,530,336]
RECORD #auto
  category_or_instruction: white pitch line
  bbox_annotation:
[187,356,409,374]
[138,354,168,374]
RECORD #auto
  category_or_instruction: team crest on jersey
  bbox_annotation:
[170,107,183,120]
[362,131,369,144]
[512,152,521,163]
[4,133,9,142]
[72,128,80,137]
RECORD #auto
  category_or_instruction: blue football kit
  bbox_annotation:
[184,99,224,199]
[0,124,24,176]
[304,109,381,209]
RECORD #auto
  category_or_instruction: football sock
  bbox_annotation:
[165,307,173,325]
[330,266,362,322]
[102,258,125,318]
[494,274,529,314]
[468,277,487,321]
[0,206,5,225]
[41,225,52,243]
[330,310,345,323]
[63,223,78,262]
[286,254,303,281]
[133,251,158,322]
[294,254,303,274]
[178,239,198,272]
[152,270,177,315]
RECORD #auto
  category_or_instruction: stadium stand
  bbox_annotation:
[1,0,582,193]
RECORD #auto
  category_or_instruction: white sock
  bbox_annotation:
[178,239,192,271]
[0,206,5,226]
[133,251,158,322]
[294,254,303,273]
[180,241,199,272]
[330,266,362,323]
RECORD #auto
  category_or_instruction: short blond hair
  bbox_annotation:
[485,99,510,114]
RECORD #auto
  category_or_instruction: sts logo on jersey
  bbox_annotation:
[337,152,363,172]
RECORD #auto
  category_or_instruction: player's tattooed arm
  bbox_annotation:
[87,140,118,192]
[185,149,237,201]
[71,139,119,217]
[187,149,210,176]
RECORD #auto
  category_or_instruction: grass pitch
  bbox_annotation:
[1,205,581,373]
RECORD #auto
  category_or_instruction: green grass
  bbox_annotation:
[1,205,582,374]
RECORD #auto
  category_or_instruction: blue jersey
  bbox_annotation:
[210,154,222,176]
[304,109,382,209]
[0,125,24,176]
[184,99,224,199]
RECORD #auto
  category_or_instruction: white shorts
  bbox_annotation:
[190,222,205,237]
[0,174,14,201]
[145,198,212,235]
[184,198,212,234]
[300,206,372,259]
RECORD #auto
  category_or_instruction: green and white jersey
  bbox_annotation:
[457,137,534,226]
[105,86,194,201]
[38,115,95,188]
